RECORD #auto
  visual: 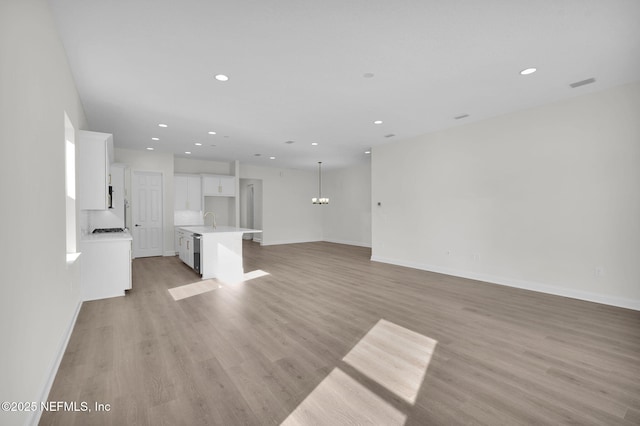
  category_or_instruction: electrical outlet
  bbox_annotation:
[595,266,605,277]
[446,250,451,256]
[473,253,480,261]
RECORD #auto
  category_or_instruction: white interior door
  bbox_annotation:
[132,171,163,257]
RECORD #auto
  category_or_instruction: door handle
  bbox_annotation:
[135,224,141,227]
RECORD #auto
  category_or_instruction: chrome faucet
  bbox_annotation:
[203,211,216,229]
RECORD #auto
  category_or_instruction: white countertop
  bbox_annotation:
[81,229,133,242]
[179,225,262,234]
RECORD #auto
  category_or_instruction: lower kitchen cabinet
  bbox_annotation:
[176,228,194,268]
[80,235,132,301]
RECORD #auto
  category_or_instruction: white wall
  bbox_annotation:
[115,148,175,256]
[322,163,372,247]
[174,157,232,175]
[0,1,87,425]
[240,164,323,245]
[372,82,640,310]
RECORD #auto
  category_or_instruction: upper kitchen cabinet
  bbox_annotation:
[78,130,114,210]
[174,174,202,211]
[202,174,235,197]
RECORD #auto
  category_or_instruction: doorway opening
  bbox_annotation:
[239,178,263,243]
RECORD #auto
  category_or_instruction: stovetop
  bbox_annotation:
[92,228,126,234]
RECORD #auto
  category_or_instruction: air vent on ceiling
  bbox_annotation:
[454,114,469,120]
[384,134,395,138]
[284,140,295,144]
[570,78,596,88]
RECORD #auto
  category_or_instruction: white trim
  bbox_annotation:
[370,255,640,311]
[29,300,82,426]
[260,238,321,246]
[323,238,371,248]
[65,251,81,266]
[164,250,177,256]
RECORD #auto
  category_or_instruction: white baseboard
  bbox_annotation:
[260,238,321,246]
[29,300,82,426]
[164,250,176,256]
[370,255,640,311]
[323,238,372,248]
[260,239,371,248]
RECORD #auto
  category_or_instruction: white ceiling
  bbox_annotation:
[49,0,640,170]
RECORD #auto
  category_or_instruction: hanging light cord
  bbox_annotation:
[318,161,322,199]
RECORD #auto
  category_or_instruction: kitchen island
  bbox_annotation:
[178,226,262,283]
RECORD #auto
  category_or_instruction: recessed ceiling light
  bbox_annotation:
[146,147,154,151]
[151,137,159,141]
[365,151,371,154]
[373,120,383,125]
[363,73,375,78]
[254,154,261,157]
[185,151,191,154]
[208,131,216,135]
[269,156,276,160]
[311,142,318,146]
[158,123,168,128]
[215,74,229,82]
[285,140,295,144]
[194,143,202,146]
[520,67,537,75]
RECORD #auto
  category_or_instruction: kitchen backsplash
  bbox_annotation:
[81,209,125,234]
[175,210,204,226]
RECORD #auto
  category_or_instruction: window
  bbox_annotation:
[65,112,79,263]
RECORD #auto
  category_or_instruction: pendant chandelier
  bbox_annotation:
[312,161,329,204]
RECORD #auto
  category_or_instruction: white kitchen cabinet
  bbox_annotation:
[78,130,114,210]
[202,174,235,196]
[176,228,196,268]
[185,236,194,268]
[176,228,186,260]
[174,174,202,211]
[80,234,132,301]
[174,227,181,254]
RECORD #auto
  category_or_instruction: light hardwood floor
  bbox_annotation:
[41,241,640,425]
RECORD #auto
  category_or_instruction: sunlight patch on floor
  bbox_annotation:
[280,319,437,425]
[280,368,406,426]
[169,270,270,300]
[219,269,271,285]
[243,269,270,281]
[343,319,437,404]
[168,279,221,301]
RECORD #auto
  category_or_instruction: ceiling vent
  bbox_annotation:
[384,134,395,138]
[570,78,596,88]
[284,140,295,144]
[454,114,469,120]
